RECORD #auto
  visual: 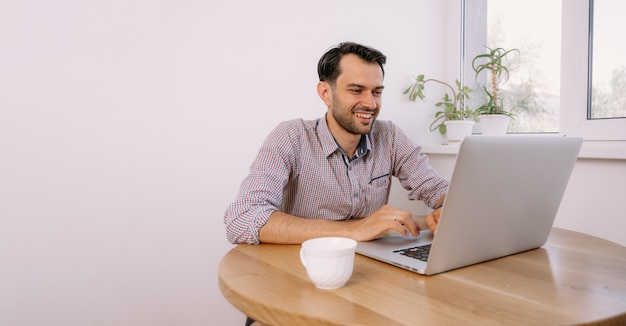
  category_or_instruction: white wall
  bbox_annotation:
[0,1,452,325]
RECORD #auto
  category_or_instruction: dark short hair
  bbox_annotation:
[317,42,387,85]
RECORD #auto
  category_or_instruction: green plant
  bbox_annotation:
[403,75,474,135]
[472,46,519,117]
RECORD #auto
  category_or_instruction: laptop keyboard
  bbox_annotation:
[393,244,432,262]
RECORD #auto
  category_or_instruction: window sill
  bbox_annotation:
[421,140,626,160]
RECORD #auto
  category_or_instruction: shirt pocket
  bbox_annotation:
[369,173,390,188]
[366,173,391,210]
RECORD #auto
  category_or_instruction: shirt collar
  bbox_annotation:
[355,133,371,158]
[317,115,372,159]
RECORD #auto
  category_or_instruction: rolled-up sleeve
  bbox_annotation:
[224,122,297,244]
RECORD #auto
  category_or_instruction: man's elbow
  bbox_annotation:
[226,228,261,245]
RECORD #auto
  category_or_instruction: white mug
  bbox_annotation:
[300,237,357,290]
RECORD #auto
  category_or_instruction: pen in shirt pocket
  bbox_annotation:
[369,173,390,184]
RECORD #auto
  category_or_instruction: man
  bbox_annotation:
[224,42,448,246]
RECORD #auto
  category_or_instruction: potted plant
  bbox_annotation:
[403,75,474,142]
[471,46,519,135]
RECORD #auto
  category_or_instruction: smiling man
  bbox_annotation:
[321,52,384,155]
[224,42,448,246]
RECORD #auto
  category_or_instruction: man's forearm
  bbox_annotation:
[258,211,353,244]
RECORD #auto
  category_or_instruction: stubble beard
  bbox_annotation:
[330,102,376,135]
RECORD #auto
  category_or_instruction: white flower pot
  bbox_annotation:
[444,120,475,143]
[478,115,510,135]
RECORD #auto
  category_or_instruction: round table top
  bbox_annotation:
[219,228,626,325]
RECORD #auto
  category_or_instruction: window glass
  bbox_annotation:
[590,0,626,120]
[464,0,562,133]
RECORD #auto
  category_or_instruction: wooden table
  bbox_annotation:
[219,228,626,325]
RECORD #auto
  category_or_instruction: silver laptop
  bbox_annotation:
[356,135,583,275]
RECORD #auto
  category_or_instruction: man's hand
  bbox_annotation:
[424,207,443,234]
[349,205,420,241]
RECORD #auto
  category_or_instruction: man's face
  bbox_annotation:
[327,54,384,135]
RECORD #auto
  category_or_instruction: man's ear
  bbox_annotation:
[317,81,333,107]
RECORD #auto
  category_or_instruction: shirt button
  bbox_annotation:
[353,193,358,198]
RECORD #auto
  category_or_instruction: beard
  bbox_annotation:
[330,102,377,135]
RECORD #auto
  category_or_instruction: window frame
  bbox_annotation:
[561,0,626,142]
[450,0,626,159]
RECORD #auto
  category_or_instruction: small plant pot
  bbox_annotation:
[444,120,475,143]
[478,115,510,135]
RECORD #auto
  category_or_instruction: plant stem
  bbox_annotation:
[491,72,498,113]
[424,79,457,105]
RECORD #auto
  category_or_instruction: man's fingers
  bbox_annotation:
[425,213,438,234]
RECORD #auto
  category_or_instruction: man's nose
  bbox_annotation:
[362,93,377,109]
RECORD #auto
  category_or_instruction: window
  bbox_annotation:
[463,0,561,134]
[589,0,626,120]
[462,0,626,145]
[561,0,626,142]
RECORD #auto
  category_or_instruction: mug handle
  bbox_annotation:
[300,248,307,268]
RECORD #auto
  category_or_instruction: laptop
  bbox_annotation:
[356,135,583,275]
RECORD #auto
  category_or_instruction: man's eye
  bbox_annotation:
[350,89,361,94]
